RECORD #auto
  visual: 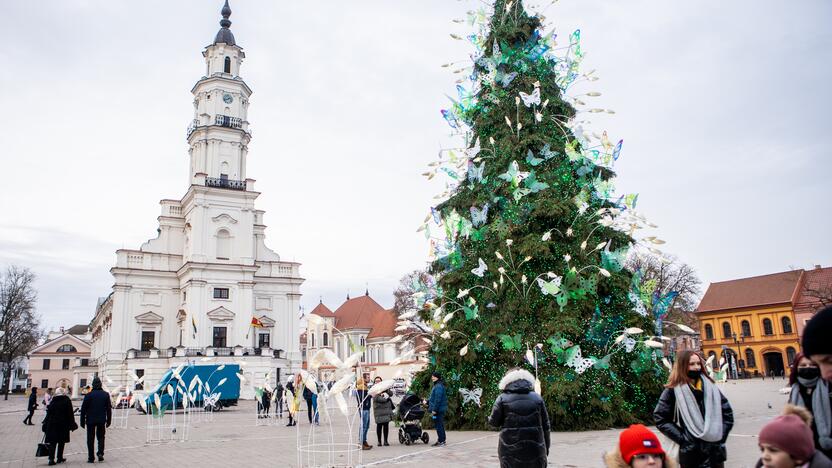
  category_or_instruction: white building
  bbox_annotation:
[89,1,303,398]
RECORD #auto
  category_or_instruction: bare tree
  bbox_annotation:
[0,266,42,399]
[627,253,703,332]
[802,283,832,309]
[392,269,432,315]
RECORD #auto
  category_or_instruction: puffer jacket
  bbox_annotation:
[653,381,734,468]
[603,448,678,468]
[488,369,550,468]
[373,391,395,424]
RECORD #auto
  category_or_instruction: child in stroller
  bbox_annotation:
[396,393,430,445]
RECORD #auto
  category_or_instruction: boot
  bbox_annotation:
[362,442,372,450]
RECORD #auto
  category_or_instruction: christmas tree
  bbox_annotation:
[405,0,672,431]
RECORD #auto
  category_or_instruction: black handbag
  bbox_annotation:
[35,435,48,457]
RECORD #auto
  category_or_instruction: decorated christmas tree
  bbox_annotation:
[403,0,675,430]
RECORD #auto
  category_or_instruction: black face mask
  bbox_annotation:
[798,367,820,380]
[687,370,701,380]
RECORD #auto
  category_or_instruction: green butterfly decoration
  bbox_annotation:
[593,354,612,370]
[463,304,479,320]
[498,334,523,351]
[601,246,628,273]
[497,160,529,188]
[524,171,549,193]
[525,149,544,166]
[471,225,488,241]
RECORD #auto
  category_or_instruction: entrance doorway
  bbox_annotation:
[763,351,785,377]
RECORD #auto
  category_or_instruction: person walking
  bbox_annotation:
[80,377,112,463]
[787,352,832,458]
[803,306,832,382]
[285,375,298,427]
[756,405,832,468]
[274,380,284,419]
[372,376,395,447]
[428,371,448,447]
[356,374,372,450]
[654,350,734,468]
[604,424,676,468]
[488,368,550,467]
[42,387,77,466]
[23,386,38,425]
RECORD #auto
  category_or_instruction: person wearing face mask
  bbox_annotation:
[756,405,832,468]
[788,352,832,458]
[654,350,734,468]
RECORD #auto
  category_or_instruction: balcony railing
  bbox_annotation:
[185,347,204,357]
[135,350,151,359]
[215,114,242,129]
[205,177,246,191]
[186,119,199,138]
[214,347,232,356]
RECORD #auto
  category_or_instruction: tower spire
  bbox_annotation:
[213,0,236,46]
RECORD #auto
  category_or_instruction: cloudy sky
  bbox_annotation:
[1,0,830,332]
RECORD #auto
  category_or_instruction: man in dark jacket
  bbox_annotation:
[428,372,448,447]
[488,368,550,468]
[23,386,38,425]
[80,377,112,463]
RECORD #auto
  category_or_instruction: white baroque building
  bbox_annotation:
[89,1,303,398]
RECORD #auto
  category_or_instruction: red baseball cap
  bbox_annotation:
[619,424,665,463]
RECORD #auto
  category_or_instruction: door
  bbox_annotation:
[763,351,785,377]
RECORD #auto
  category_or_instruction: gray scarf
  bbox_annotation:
[674,378,724,443]
[788,379,832,450]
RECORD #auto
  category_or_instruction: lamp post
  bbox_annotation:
[731,332,745,379]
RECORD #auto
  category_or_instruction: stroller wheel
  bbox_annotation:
[421,432,430,444]
[404,434,412,446]
[398,431,405,444]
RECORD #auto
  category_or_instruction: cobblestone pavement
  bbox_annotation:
[0,378,789,467]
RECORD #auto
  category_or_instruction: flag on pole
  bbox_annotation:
[191,316,198,339]
[250,316,264,328]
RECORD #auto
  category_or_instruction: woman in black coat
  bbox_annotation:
[42,387,77,465]
[488,368,550,468]
[654,350,734,468]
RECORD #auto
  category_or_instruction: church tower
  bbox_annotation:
[89,1,303,399]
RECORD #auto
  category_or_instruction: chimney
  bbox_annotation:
[815,265,822,270]
[60,326,64,333]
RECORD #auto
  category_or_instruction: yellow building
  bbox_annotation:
[696,270,804,378]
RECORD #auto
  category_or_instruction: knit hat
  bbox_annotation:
[92,377,102,389]
[619,424,665,463]
[802,305,832,358]
[759,414,815,462]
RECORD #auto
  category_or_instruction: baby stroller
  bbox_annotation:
[396,393,429,445]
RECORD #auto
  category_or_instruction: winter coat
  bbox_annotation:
[603,448,678,468]
[793,383,832,459]
[755,450,832,468]
[488,369,550,468]
[653,383,734,468]
[42,395,76,444]
[303,386,314,401]
[355,388,372,411]
[428,380,448,414]
[80,388,112,426]
[27,391,38,411]
[373,391,395,424]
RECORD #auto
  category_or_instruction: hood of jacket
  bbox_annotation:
[498,369,535,393]
[603,449,677,468]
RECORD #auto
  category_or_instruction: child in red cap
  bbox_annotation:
[605,424,677,467]
[756,405,832,468]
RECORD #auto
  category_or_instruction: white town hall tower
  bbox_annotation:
[89,1,303,397]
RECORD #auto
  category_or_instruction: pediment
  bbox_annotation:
[207,306,235,321]
[258,315,275,328]
[211,213,238,224]
[135,311,164,324]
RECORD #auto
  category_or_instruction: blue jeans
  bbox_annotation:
[311,395,319,424]
[434,412,445,443]
[359,409,370,443]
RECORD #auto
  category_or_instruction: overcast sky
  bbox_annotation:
[1,0,830,332]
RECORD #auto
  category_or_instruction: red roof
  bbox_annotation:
[795,266,832,312]
[310,302,335,318]
[367,309,398,339]
[334,295,386,330]
[696,270,804,313]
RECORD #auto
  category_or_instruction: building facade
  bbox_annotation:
[28,330,93,398]
[696,267,831,378]
[89,2,303,399]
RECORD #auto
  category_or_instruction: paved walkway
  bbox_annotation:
[0,378,790,467]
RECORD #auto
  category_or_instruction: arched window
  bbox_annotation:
[745,348,756,368]
[741,320,751,337]
[56,344,77,353]
[323,332,328,347]
[763,318,774,335]
[216,229,231,259]
[781,317,793,334]
[704,324,714,340]
[787,347,797,365]
[224,56,231,74]
[722,322,732,339]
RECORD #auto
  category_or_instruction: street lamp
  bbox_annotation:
[731,332,745,379]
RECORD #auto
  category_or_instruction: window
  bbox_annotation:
[80,378,87,388]
[62,359,70,370]
[213,288,230,299]
[141,331,155,351]
[212,327,227,348]
[41,379,48,388]
[781,317,793,334]
[722,322,732,339]
[56,344,77,353]
[741,320,751,337]
[80,358,89,367]
[216,229,231,260]
[258,333,270,349]
[704,324,714,340]
[360,336,366,361]
[323,332,328,347]
[135,369,144,390]
[42,359,50,370]
[763,318,774,335]
[311,333,315,348]
[787,347,797,365]
[224,56,231,73]
[745,348,756,368]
